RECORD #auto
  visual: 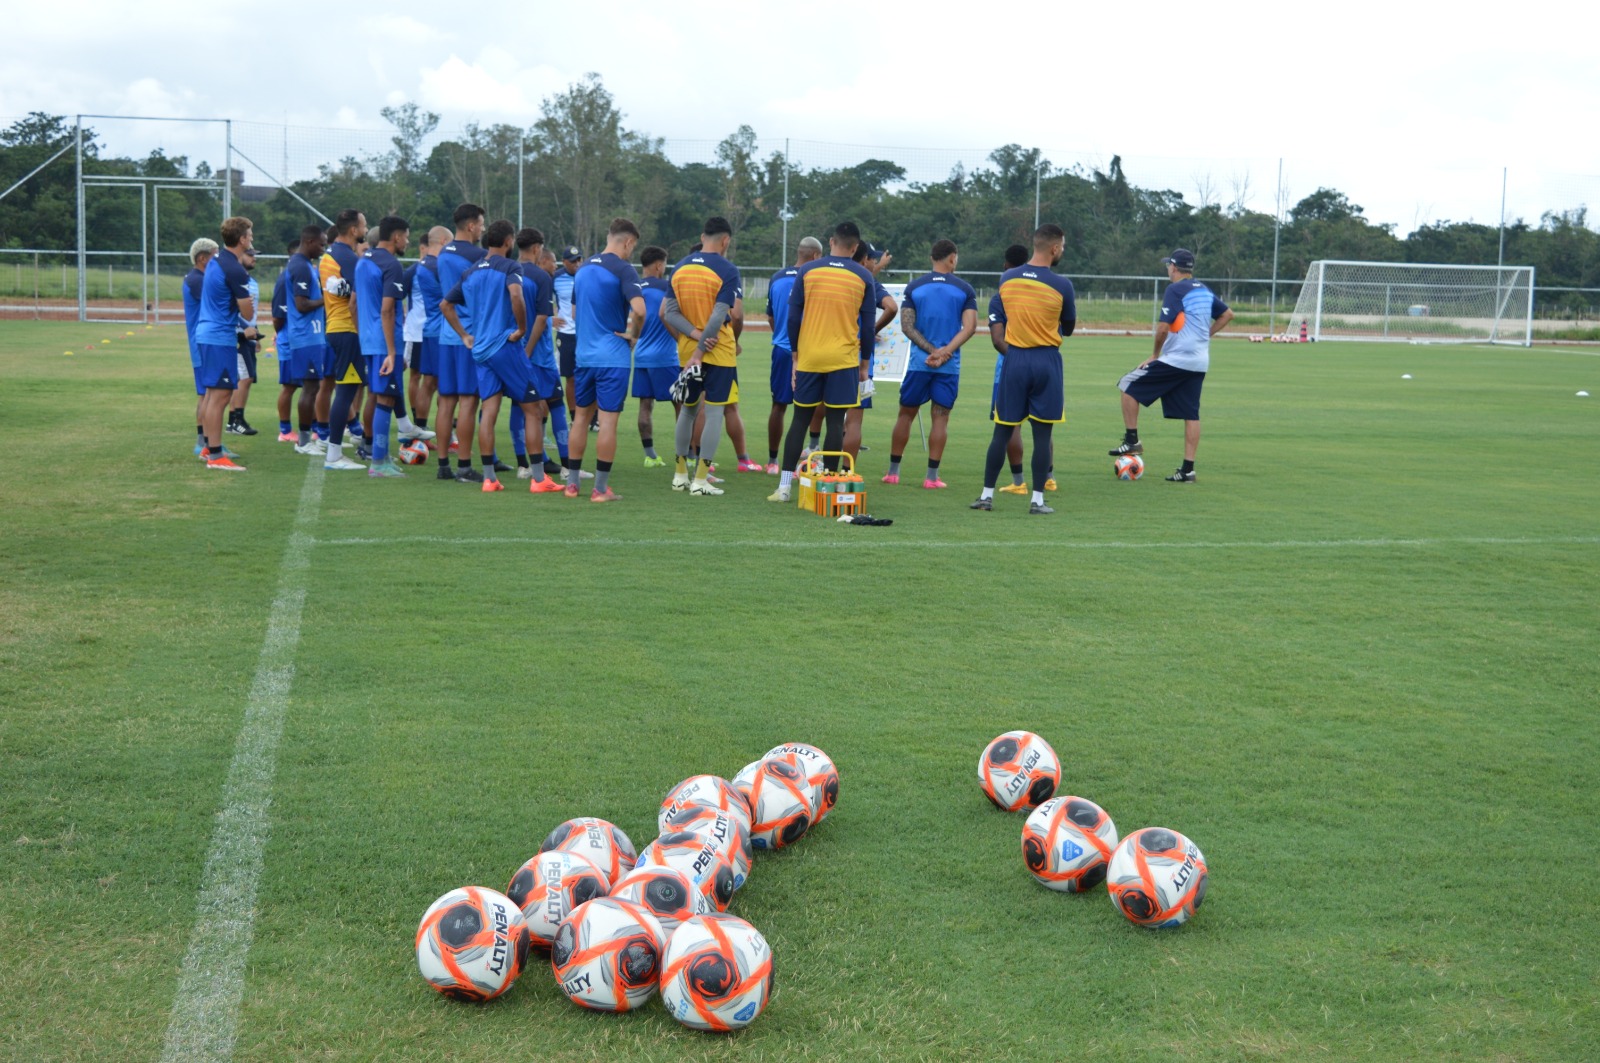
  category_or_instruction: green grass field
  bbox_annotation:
[2,321,1597,1062]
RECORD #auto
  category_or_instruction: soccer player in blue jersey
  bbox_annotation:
[509,227,564,492]
[355,215,411,477]
[226,247,262,437]
[407,224,451,446]
[764,236,821,472]
[183,237,218,456]
[887,239,977,489]
[662,217,744,497]
[1110,248,1233,482]
[269,238,301,442]
[434,204,488,482]
[973,223,1076,514]
[568,218,645,502]
[632,245,678,467]
[194,217,256,470]
[283,225,329,453]
[553,246,581,422]
[440,220,541,494]
[988,243,1031,494]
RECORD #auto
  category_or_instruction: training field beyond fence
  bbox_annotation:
[1,323,1596,1062]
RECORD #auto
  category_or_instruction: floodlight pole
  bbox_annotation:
[223,120,232,219]
[1034,162,1041,231]
[75,116,86,322]
[517,136,525,229]
[1269,158,1283,336]
[781,138,790,262]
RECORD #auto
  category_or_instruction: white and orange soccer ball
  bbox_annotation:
[979,731,1060,812]
[763,742,840,825]
[540,817,638,886]
[398,440,429,465]
[634,832,737,913]
[659,914,775,1032]
[506,850,610,948]
[414,886,531,1001]
[733,757,812,850]
[1114,454,1144,480]
[1106,827,1209,928]
[1021,796,1119,892]
[659,775,752,835]
[662,804,754,891]
[610,864,698,935]
[550,897,667,1012]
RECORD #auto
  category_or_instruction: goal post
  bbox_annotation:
[1287,261,1535,346]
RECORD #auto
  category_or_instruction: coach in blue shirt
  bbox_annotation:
[194,217,255,469]
[887,239,977,488]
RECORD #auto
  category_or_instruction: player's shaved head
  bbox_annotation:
[796,236,823,264]
[427,225,452,251]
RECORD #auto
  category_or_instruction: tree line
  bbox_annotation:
[2,75,1596,314]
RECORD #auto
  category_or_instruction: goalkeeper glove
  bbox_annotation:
[325,276,351,298]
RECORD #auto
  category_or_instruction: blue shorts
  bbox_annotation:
[993,346,1063,426]
[898,370,958,410]
[197,343,239,391]
[369,354,404,398]
[476,347,540,403]
[1120,359,1205,421]
[299,343,332,381]
[557,333,577,378]
[794,368,859,409]
[530,363,562,403]
[632,365,677,401]
[278,346,309,386]
[436,342,477,398]
[192,363,205,396]
[770,347,794,404]
[328,333,366,386]
[416,336,440,377]
[575,366,629,412]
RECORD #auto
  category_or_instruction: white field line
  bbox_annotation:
[159,462,324,1063]
[314,534,1600,551]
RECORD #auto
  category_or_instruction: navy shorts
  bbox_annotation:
[703,364,738,406]
[417,336,440,377]
[575,366,628,412]
[993,346,1063,425]
[632,365,677,401]
[236,338,258,383]
[557,333,577,378]
[476,346,539,403]
[1120,359,1205,420]
[369,354,404,398]
[436,341,477,398]
[197,342,239,391]
[898,369,959,410]
[278,346,309,386]
[328,333,366,386]
[770,347,794,404]
[793,368,859,409]
[300,343,332,381]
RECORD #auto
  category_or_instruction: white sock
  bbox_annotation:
[779,471,794,489]
[327,442,344,461]
[980,487,995,500]
[396,415,418,433]
[1032,490,1045,505]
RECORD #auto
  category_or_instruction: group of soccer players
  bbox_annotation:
[182,203,1233,510]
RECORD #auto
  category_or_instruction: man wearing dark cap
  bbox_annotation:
[553,245,582,423]
[1110,248,1233,483]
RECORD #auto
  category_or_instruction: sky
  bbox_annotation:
[6,0,1598,238]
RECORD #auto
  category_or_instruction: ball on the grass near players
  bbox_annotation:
[635,832,737,913]
[540,816,638,886]
[763,741,840,825]
[659,775,752,834]
[662,804,754,891]
[660,913,775,1032]
[1021,796,1118,892]
[506,850,610,947]
[1106,827,1209,928]
[733,757,812,850]
[1114,454,1144,480]
[550,897,667,1012]
[398,441,428,465]
[979,730,1060,811]
[610,864,698,935]
[414,886,530,1001]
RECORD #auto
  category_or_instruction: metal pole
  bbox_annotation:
[781,138,790,263]
[140,184,148,323]
[76,116,86,322]
[1269,158,1282,336]
[223,119,232,219]
[517,136,524,229]
[1034,162,1041,231]
[1497,167,1507,269]
[153,185,161,323]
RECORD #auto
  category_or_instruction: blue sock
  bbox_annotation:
[279,419,291,435]
[510,406,527,457]
[374,406,392,462]
[314,420,329,441]
[550,404,570,461]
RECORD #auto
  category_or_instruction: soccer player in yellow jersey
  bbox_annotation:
[661,217,744,497]
[319,209,368,470]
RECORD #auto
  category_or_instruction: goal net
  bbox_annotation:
[1287,261,1534,346]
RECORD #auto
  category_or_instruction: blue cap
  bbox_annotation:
[865,243,886,260]
[1162,248,1195,270]
[562,246,582,260]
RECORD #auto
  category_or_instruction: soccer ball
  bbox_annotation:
[732,758,812,850]
[659,775,752,834]
[662,804,754,891]
[659,914,775,1031]
[398,440,429,465]
[1021,796,1118,892]
[540,817,638,886]
[763,742,840,825]
[550,897,666,1012]
[506,850,610,947]
[634,831,737,913]
[978,731,1060,811]
[1114,454,1144,480]
[1106,827,1209,928]
[610,864,698,935]
[415,886,531,1001]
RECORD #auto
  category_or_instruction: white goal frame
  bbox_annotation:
[1288,260,1535,346]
